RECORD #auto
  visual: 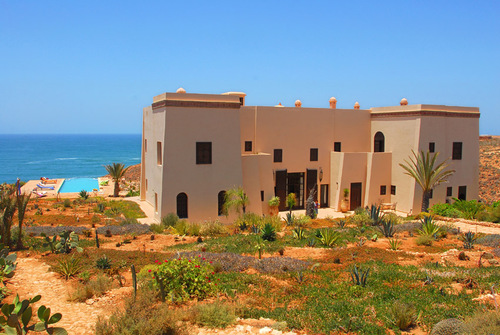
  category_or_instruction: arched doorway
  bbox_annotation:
[176,193,188,218]
[374,132,385,152]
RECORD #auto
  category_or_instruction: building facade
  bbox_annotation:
[140,89,479,223]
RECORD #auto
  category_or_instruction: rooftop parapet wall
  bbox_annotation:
[152,92,242,109]
[370,104,480,118]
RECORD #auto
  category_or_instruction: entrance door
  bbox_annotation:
[320,184,329,207]
[350,183,362,211]
[275,170,287,211]
[287,172,304,209]
[306,169,318,201]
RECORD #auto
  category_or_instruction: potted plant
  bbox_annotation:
[268,196,280,216]
[340,188,350,213]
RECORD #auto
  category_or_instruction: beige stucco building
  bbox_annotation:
[140,89,479,223]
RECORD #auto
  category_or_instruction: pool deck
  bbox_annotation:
[21,178,115,199]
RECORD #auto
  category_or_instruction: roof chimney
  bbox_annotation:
[329,97,337,109]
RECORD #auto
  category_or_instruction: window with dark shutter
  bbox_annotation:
[447,187,452,197]
[452,142,462,160]
[334,142,341,152]
[310,148,318,161]
[274,149,283,163]
[391,185,396,195]
[380,185,386,195]
[196,142,212,164]
[429,142,435,153]
[176,193,188,218]
[244,141,252,152]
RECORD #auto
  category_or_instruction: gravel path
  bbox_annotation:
[9,257,114,335]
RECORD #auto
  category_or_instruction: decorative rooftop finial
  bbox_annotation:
[354,101,360,109]
[176,87,186,94]
[400,98,408,106]
[329,97,337,109]
[275,102,285,107]
[295,100,302,107]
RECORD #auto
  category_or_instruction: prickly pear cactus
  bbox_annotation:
[430,318,465,335]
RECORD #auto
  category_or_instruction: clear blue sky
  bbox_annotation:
[1,1,499,134]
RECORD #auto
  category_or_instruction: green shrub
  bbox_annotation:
[418,216,442,237]
[95,287,184,335]
[429,203,462,218]
[391,301,417,330]
[63,199,72,208]
[348,212,372,226]
[416,235,434,246]
[292,214,310,229]
[463,310,500,334]
[71,274,113,302]
[451,199,485,220]
[316,228,342,247]
[187,222,201,236]
[173,220,189,235]
[96,255,112,270]
[235,213,261,230]
[200,220,226,236]
[190,302,236,329]
[162,213,179,227]
[151,257,217,301]
[150,223,164,234]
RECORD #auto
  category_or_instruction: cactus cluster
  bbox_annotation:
[0,242,17,278]
[41,231,83,254]
[349,264,370,287]
[0,294,67,335]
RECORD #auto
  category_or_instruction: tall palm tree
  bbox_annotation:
[223,187,249,215]
[16,193,31,250]
[105,163,130,197]
[400,150,455,213]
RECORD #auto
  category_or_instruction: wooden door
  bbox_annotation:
[275,170,287,211]
[350,183,362,211]
[306,169,318,201]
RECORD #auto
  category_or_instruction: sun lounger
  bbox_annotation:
[37,183,54,190]
[32,190,47,198]
[41,177,57,184]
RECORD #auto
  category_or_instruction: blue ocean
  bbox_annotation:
[0,134,141,184]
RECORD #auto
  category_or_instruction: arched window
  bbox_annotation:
[218,191,226,216]
[176,193,188,219]
[374,132,385,152]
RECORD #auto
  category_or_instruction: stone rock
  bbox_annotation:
[482,252,494,259]
[259,327,273,334]
[488,259,499,265]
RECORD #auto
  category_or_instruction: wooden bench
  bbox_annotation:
[381,203,396,211]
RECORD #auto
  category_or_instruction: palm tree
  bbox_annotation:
[0,187,17,247]
[16,193,31,250]
[400,150,455,213]
[223,187,249,215]
[105,163,130,197]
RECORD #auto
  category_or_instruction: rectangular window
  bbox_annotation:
[154,193,158,213]
[458,186,467,200]
[144,139,147,153]
[145,179,148,191]
[274,149,283,163]
[157,142,162,165]
[447,187,452,197]
[196,142,212,164]
[260,190,264,202]
[429,189,433,199]
[244,141,252,152]
[429,142,435,153]
[452,142,463,160]
[334,142,341,152]
[391,185,396,195]
[380,185,386,195]
[310,148,318,161]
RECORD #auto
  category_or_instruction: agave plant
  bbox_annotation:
[417,215,442,237]
[292,227,307,240]
[316,228,342,248]
[461,231,482,249]
[388,238,402,251]
[370,205,384,226]
[349,264,370,287]
[56,256,83,280]
[379,217,395,237]
[260,223,277,242]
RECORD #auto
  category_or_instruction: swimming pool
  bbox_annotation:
[58,178,100,193]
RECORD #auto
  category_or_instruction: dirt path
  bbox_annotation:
[8,257,118,335]
[439,218,500,235]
